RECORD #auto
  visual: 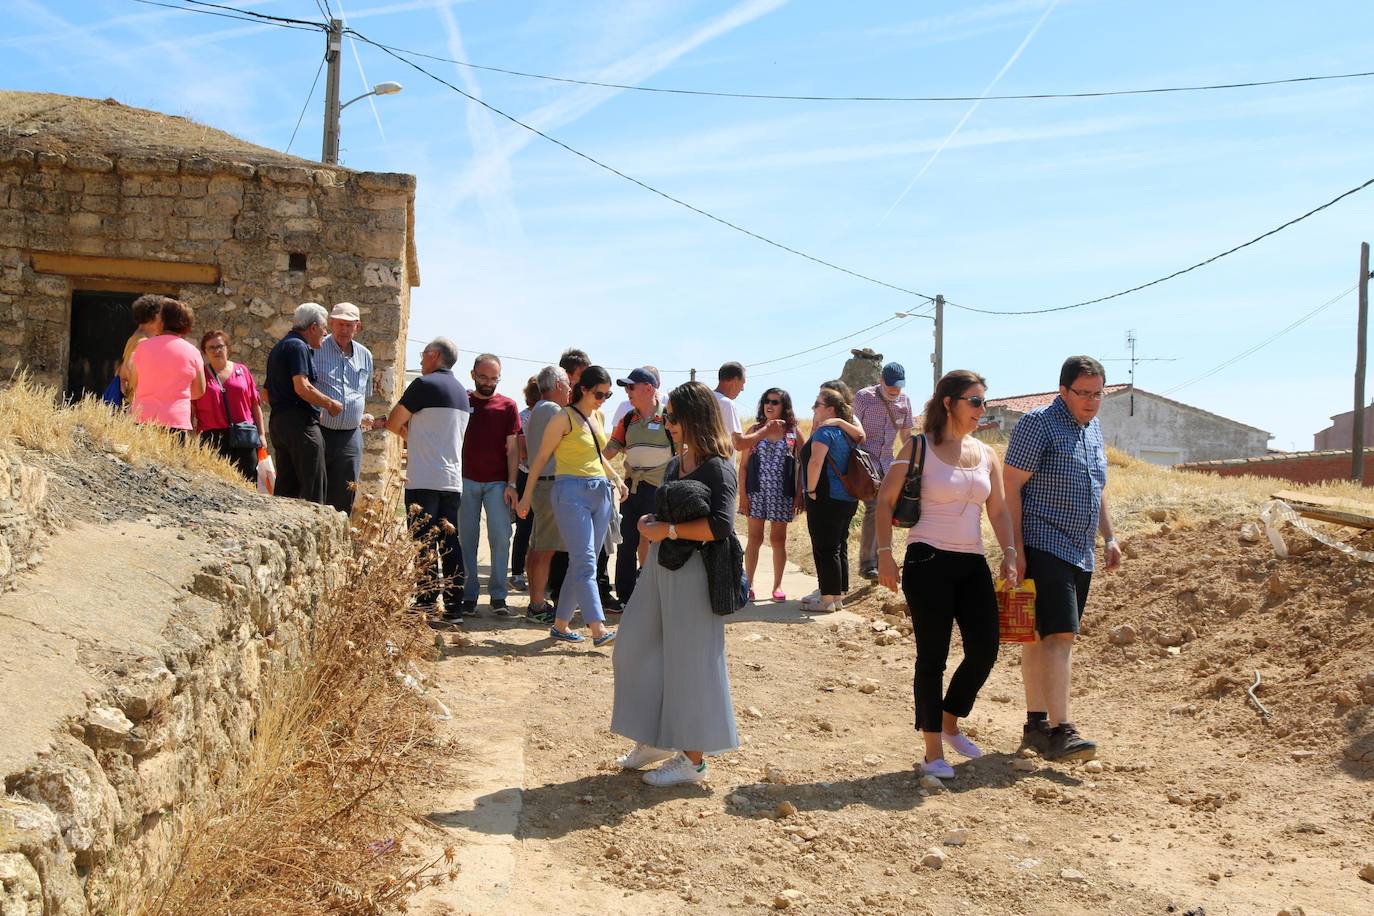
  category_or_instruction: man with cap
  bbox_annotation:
[603,367,675,603]
[316,301,374,515]
[853,362,915,579]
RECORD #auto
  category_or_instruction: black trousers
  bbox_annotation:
[321,425,362,515]
[511,469,532,576]
[405,488,464,611]
[269,407,325,504]
[614,481,658,601]
[805,488,858,596]
[547,547,611,604]
[199,428,257,482]
[901,542,1000,733]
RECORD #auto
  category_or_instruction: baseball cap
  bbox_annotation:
[881,362,906,388]
[330,302,361,321]
[616,367,660,388]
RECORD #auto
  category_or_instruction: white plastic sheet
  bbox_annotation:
[1260,499,1374,563]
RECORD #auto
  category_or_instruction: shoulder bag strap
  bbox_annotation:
[878,392,901,429]
[209,363,236,426]
[567,404,605,455]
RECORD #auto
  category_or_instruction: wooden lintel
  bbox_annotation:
[70,277,181,295]
[1272,490,1374,530]
[30,252,219,286]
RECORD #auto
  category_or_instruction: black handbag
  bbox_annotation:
[891,435,926,528]
[211,365,261,450]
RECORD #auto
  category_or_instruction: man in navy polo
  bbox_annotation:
[1003,355,1122,762]
[265,302,343,503]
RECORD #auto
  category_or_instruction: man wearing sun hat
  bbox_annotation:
[604,367,675,602]
[853,361,916,580]
[316,301,375,515]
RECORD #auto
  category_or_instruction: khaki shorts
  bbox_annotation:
[530,477,565,552]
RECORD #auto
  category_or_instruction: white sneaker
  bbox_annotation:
[642,753,707,787]
[616,742,674,770]
[921,758,956,779]
[800,589,821,603]
[800,596,842,613]
[943,731,983,759]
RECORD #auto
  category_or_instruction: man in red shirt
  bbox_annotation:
[458,354,522,615]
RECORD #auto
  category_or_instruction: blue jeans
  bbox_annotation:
[552,475,612,625]
[460,479,513,602]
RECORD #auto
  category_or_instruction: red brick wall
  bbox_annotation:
[1180,451,1373,487]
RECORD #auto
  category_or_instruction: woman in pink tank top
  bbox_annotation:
[870,370,1019,781]
[128,298,206,432]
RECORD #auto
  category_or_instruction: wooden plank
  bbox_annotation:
[70,277,179,295]
[1272,490,1374,530]
[30,252,219,285]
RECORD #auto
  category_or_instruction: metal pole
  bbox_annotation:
[321,19,343,164]
[932,294,944,392]
[1354,241,1369,482]
[690,368,696,383]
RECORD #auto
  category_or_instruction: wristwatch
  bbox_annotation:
[667,523,678,540]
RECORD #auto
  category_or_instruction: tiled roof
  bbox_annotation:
[1177,449,1353,469]
[984,385,1130,415]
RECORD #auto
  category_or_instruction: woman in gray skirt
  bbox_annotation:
[611,381,740,787]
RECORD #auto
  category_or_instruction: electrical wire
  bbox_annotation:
[1162,283,1359,395]
[340,36,1374,103]
[285,54,326,154]
[178,0,324,28]
[349,29,938,304]
[128,0,323,29]
[944,176,1374,316]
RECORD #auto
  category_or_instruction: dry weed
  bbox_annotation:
[103,472,457,916]
[0,372,245,485]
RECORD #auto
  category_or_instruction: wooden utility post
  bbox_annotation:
[932,294,945,391]
[321,19,344,164]
[1354,241,1369,482]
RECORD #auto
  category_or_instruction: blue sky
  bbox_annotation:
[6,0,1374,450]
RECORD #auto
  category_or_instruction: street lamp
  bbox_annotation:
[342,81,403,111]
[320,19,403,164]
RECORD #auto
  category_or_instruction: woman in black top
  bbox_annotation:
[610,382,740,787]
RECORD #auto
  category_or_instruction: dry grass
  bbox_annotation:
[102,477,457,915]
[0,373,246,486]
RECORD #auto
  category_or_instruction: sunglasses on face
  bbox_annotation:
[763,398,782,406]
[593,389,612,401]
[475,374,500,384]
[664,411,677,423]
[954,395,988,408]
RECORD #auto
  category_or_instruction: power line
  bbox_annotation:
[349,28,938,304]
[1163,283,1359,395]
[944,176,1374,316]
[746,315,908,368]
[338,37,1374,103]
[285,54,326,154]
[177,0,324,28]
[128,0,323,29]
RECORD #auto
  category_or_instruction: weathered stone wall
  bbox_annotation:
[0,454,349,914]
[0,449,50,592]
[0,149,416,488]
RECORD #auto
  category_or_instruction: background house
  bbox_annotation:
[0,91,420,489]
[1313,400,1374,450]
[984,385,1270,465]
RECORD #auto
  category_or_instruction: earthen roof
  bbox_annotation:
[0,90,337,169]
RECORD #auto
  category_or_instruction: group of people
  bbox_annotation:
[116,303,1119,788]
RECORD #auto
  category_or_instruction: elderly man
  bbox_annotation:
[315,302,374,515]
[458,354,522,616]
[521,364,571,625]
[854,362,915,579]
[1003,355,1122,762]
[604,367,674,602]
[381,338,472,620]
[265,302,342,503]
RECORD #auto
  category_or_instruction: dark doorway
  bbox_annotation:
[66,290,139,401]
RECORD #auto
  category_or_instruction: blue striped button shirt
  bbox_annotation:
[1004,396,1108,571]
[315,335,373,431]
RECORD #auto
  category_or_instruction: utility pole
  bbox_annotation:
[1354,241,1369,482]
[321,18,343,165]
[1126,329,1137,416]
[932,294,944,391]
[690,368,697,383]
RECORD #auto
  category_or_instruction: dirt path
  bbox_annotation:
[407,534,1374,916]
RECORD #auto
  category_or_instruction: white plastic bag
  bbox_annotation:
[256,451,277,495]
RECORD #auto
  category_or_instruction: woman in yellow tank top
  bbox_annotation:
[518,366,628,646]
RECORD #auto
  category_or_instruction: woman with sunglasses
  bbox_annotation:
[872,370,1018,780]
[191,330,266,481]
[738,388,803,601]
[517,365,627,646]
[611,381,740,786]
[799,387,869,613]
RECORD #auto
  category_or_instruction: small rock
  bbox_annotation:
[1277,908,1306,916]
[1266,574,1290,601]
[1228,595,1253,616]
[746,706,764,719]
[1032,786,1061,801]
[1060,868,1087,883]
[604,845,623,859]
[921,847,947,869]
[942,828,968,846]
[1108,624,1137,646]
[86,706,134,742]
[1018,748,1038,759]
[1108,833,1123,842]
[772,894,792,909]
[837,639,863,651]
[780,889,802,902]
[1290,750,1314,761]
[776,801,798,819]
[1084,760,1104,774]
[1011,758,1037,773]
[1016,858,1041,870]
[918,774,944,791]
[1333,690,1358,708]
[764,764,788,785]
[743,633,763,642]
[1239,522,1261,543]
[1208,871,1222,882]
[871,620,889,632]
[727,794,750,807]
[1359,862,1374,883]
[817,720,834,732]
[858,682,878,694]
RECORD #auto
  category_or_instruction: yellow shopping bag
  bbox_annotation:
[996,579,1036,644]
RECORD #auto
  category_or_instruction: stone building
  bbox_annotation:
[985,385,1270,465]
[0,91,418,488]
[1313,399,1374,451]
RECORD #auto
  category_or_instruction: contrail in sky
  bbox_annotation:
[877,0,1060,225]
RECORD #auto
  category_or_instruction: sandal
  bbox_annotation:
[771,589,786,601]
[748,588,756,602]
[549,627,584,643]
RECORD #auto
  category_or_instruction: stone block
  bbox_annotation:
[179,177,209,198]
[354,171,416,192]
[172,198,207,218]
[68,153,115,174]
[20,171,56,191]
[68,212,103,235]
[81,173,119,196]
[116,156,179,176]
[80,194,118,215]
[34,151,66,170]
[142,178,183,198]
[358,229,405,259]
[0,150,35,168]
[363,261,404,288]
[258,165,313,187]
[188,219,233,241]
[205,193,243,218]
[207,175,246,198]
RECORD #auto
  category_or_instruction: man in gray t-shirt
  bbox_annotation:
[518,365,571,622]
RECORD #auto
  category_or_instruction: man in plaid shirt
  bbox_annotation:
[1003,355,1122,762]
[853,362,915,579]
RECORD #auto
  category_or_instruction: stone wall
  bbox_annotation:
[0,446,349,914]
[0,149,417,488]
[0,448,50,593]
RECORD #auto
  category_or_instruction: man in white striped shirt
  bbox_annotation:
[316,302,374,514]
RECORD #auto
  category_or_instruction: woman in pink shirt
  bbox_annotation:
[128,298,206,434]
[192,330,266,480]
[872,370,1019,781]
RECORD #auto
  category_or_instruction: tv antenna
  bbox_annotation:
[1101,330,1177,415]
